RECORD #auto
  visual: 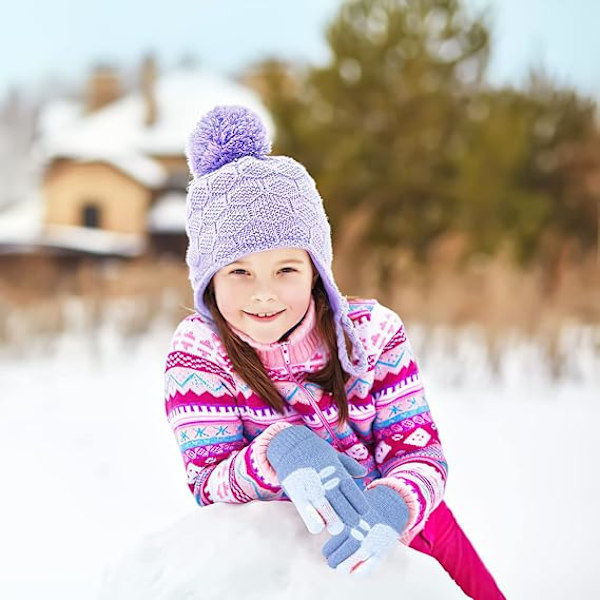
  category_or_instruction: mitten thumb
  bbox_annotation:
[365,485,409,534]
[338,452,368,479]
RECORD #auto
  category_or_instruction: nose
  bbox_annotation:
[250,286,276,303]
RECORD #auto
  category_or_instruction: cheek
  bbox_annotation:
[216,296,236,319]
[213,279,242,315]
[279,277,313,304]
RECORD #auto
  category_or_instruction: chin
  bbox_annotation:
[251,331,282,345]
[252,323,290,342]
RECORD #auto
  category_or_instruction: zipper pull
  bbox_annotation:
[280,342,291,366]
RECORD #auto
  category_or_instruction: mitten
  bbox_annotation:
[266,425,368,535]
[322,484,409,574]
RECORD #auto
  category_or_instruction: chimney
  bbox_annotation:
[140,54,158,127]
[84,65,121,114]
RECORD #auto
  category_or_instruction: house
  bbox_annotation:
[2,57,273,261]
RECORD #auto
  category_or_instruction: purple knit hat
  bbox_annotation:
[184,105,367,376]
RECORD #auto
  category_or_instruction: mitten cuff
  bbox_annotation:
[266,425,316,468]
[249,422,294,486]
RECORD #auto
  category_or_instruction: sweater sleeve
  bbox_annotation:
[365,305,448,544]
[164,316,291,506]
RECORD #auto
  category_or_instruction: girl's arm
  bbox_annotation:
[367,305,448,543]
[164,317,291,506]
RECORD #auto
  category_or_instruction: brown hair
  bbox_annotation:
[203,276,355,424]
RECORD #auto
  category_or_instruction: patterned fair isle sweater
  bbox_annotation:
[164,296,447,544]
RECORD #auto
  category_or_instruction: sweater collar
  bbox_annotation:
[227,296,325,368]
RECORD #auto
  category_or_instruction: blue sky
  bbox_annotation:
[2,0,599,99]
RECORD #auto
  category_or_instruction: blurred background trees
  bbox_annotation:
[252,0,599,288]
[1,0,599,343]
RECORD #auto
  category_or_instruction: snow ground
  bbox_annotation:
[0,319,598,599]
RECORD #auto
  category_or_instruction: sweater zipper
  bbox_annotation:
[279,341,342,450]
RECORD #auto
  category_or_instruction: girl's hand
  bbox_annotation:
[266,425,368,535]
[321,485,409,575]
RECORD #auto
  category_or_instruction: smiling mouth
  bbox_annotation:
[243,309,285,320]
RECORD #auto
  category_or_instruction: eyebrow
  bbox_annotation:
[230,258,306,266]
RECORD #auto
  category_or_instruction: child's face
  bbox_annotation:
[212,247,315,344]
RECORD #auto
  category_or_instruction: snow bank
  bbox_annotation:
[1,314,598,599]
[98,501,463,600]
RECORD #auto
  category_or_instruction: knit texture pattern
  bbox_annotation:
[186,104,271,176]
[322,484,409,573]
[164,298,448,545]
[266,424,369,535]
[184,105,367,376]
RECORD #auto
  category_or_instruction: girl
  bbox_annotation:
[164,105,505,598]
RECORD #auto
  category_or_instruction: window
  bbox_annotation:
[82,203,101,228]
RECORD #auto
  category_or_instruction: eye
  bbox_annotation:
[230,269,248,275]
[279,267,298,273]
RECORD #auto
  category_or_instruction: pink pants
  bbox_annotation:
[408,501,506,599]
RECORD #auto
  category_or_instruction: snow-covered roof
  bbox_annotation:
[42,224,145,256]
[139,70,275,156]
[39,68,274,161]
[37,98,83,138]
[147,192,186,233]
[0,226,145,257]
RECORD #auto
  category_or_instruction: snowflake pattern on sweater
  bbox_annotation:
[164,298,448,544]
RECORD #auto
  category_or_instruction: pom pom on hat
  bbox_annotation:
[186,105,272,177]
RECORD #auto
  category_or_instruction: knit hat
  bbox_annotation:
[184,105,368,376]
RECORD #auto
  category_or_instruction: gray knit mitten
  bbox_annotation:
[266,425,368,535]
[322,484,409,574]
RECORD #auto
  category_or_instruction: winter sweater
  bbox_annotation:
[164,297,447,544]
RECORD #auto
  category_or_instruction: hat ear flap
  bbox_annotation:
[338,311,368,377]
